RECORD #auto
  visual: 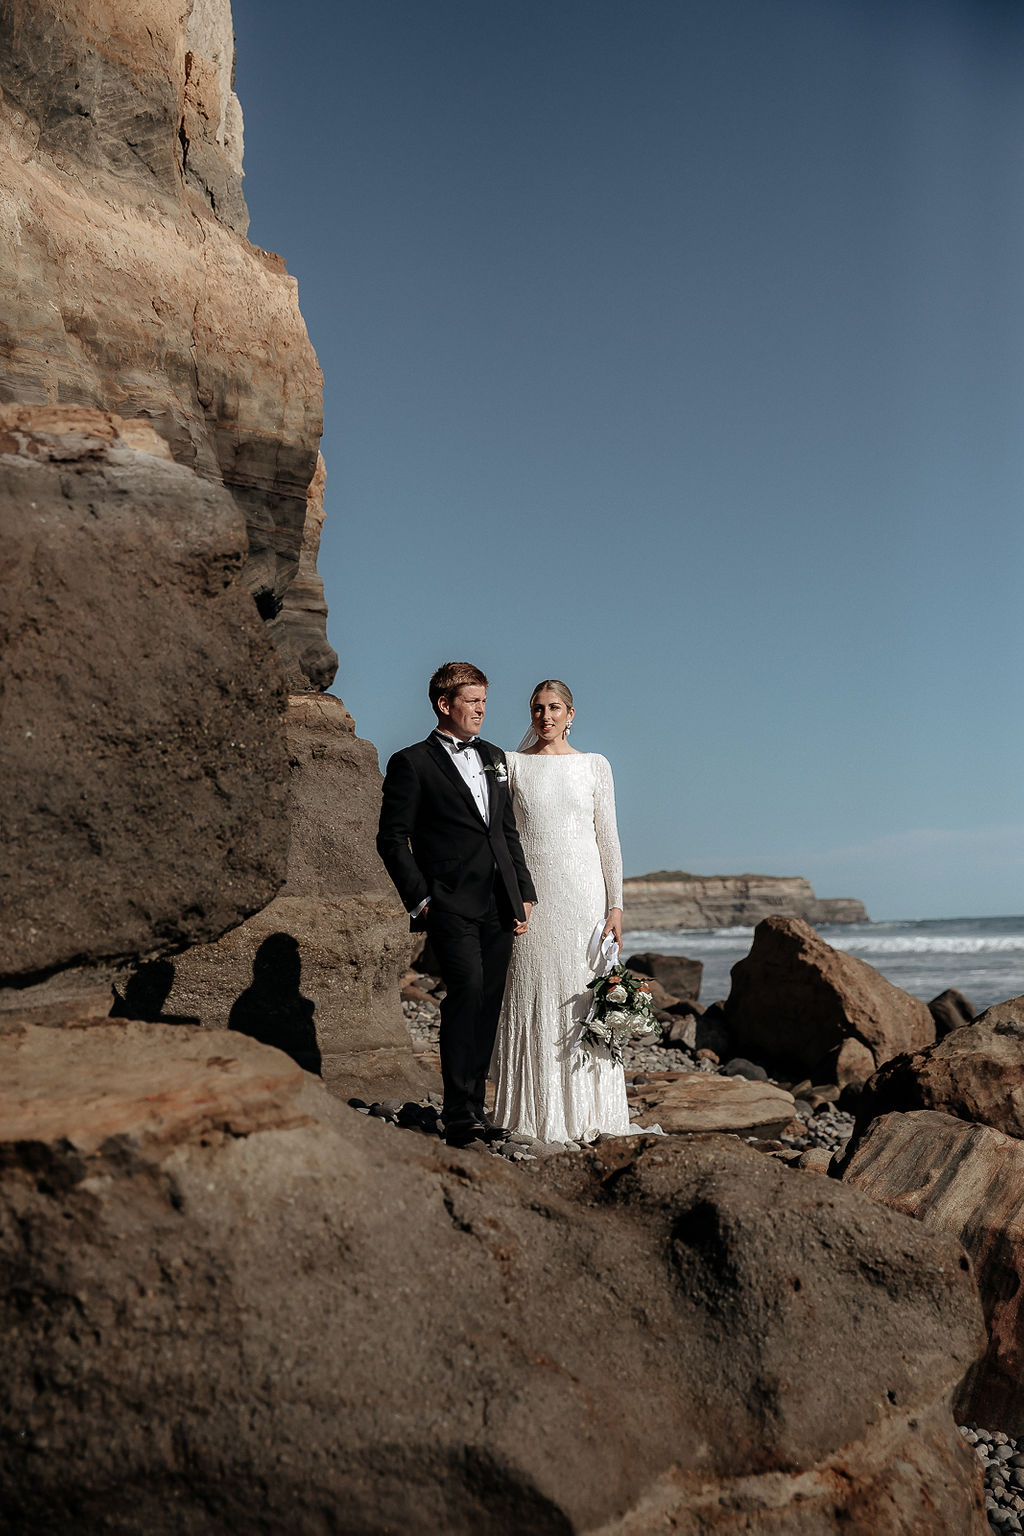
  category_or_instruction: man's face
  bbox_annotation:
[438,685,486,740]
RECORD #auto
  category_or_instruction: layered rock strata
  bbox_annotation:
[841,1108,1024,1435]
[0,406,289,998]
[0,0,335,686]
[724,917,934,1086]
[622,872,867,930]
[0,1021,988,1534]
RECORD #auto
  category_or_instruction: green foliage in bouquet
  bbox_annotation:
[578,964,661,1064]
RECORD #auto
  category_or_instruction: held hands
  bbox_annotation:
[513,901,533,936]
[601,907,623,948]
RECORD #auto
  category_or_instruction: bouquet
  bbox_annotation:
[578,963,661,1064]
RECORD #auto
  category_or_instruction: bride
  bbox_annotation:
[491,679,631,1143]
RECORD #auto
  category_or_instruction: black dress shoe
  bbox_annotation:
[478,1119,512,1143]
[444,1121,488,1148]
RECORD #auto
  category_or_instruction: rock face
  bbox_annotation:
[0,406,289,990]
[628,1070,796,1137]
[841,1108,1024,1436]
[853,1017,1024,1143]
[0,1022,987,1534]
[0,0,334,686]
[724,917,934,1085]
[267,453,338,691]
[974,994,1024,1030]
[157,694,425,1100]
[623,872,867,930]
[623,951,703,1002]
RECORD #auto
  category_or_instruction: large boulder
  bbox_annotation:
[0,406,289,996]
[724,917,934,1085]
[0,0,333,684]
[0,1022,986,1534]
[852,1016,1024,1143]
[841,1108,1024,1435]
[157,693,426,1099]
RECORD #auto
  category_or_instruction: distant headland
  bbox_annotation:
[622,872,868,930]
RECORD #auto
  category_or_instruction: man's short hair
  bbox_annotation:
[429,661,488,714]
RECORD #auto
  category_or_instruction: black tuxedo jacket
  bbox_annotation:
[376,735,537,926]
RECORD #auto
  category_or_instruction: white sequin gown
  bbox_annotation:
[492,751,630,1142]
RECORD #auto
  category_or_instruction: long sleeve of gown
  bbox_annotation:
[593,755,623,912]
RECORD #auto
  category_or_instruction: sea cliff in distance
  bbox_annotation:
[622,872,868,930]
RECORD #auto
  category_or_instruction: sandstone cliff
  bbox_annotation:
[0,0,335,687]
[0,0,415,1086]
[623,871,868,929]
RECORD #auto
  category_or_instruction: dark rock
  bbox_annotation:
[0,1021,987,1534]
[684,1000,732,1059]
[623,952,703,1003]
[0,408,289,990]
[721,1057,769,1081]
[725,917,934,1084]
[665,997,706,1017]
[930,989,979,1040]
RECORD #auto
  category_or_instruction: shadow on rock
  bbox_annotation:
[228,933,322,1075]
[111,960,199,1025]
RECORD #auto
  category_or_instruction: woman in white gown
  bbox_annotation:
[492,680,631,1143]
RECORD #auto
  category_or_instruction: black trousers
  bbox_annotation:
[427,885,514,1128]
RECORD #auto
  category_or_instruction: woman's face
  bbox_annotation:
[531,688,574,744]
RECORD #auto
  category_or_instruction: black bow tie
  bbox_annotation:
[439,733,477,754]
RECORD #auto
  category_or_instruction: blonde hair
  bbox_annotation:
[530,679,574,713]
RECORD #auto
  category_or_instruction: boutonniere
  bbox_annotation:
[484,760,508,784]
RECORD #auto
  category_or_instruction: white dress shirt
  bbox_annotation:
[435,731,490,823]
[409,732,492,918]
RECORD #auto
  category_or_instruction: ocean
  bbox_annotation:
[621,915,1024,1013]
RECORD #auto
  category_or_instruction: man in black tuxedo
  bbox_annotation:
[376,661,537,1147]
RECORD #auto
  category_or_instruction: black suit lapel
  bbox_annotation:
[424,735,486,821]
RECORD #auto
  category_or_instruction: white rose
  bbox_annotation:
[603,1009,629,1029]
[606,984,628,1004]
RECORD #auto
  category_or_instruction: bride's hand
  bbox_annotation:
[601,908,623,947]
[513,901,533,936]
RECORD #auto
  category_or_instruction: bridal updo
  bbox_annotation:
[529,679,573,713]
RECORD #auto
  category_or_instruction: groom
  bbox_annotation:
[376,662,537,1147]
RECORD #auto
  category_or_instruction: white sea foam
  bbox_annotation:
[835,935,1024,956]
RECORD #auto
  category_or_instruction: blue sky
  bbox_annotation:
[235,0,1023,919]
